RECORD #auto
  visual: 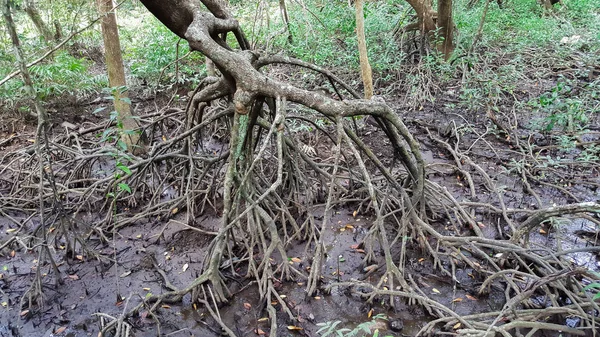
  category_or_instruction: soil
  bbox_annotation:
[1,72,599,337]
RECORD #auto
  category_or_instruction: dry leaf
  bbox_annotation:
[314,296,321,300]
[452,298,463,303]
[432,288,441,294]
[345,225,354,229]
[367,308,374,318]
[55,326,67,334]
[477,222,485,228]
[466,294,478,301]
[257,317,269,322]
[162,135,167,142]
[182,263,189,272]
[143,287,151,291]
[339,227,346,232]
[171,208,178,214]
[136,234,142,239]
[244,303,252,310]
[6,228,16,233]
[271,301,278,305]
[75,255,83,261]
[161,305,171,309]
[20,310,29,317]
[287,326,303,330]
[418,257,425,262]
[350,244,359,249]
[539,229,547,234]
[453,322,461,329]
[255,328,266,335]
[353,210,358,217]
[291,257,301,263]
[355,249,365,254]
[67,274,79,280]
[10,250,15,258]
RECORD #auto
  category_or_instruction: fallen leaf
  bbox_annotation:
[287,326,303,330]
[466,294,478,301]
[161,305,171,309]
[1,302,6,307]
[452,298,463,303]
[136,234,142,239]
[314,296,321,300]
[432,288,441,294]
[418,258,425,263]
[353,210,358,217]
[10,250,15,258]
[143,287,151,291]
[162,135,167,142]
[67,274,79,280]
[477,222,485,228]
[355,249,365,254]
[6,228,16,233]
[290,257,301,263]
[255,328,266,335]
[182,263,189,272]
[280,295,287,298]
[75,255,83,261]
[367,308,374,318]
[345,224,354,229]
[55,326,67,334]
[350,244,359,249]
[171,208,178,214]
[453,322,461,329]
[339,227,346,232]
[257,317,269,322]
[539,229,547,234]
[271,301,278,305]
[20,310,29,317]
[244,303,252,310]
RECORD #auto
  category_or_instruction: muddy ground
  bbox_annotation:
[1,70,600,337]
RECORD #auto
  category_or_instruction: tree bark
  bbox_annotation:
[97,0,141,153]
[23,0,53,43]
[2,0,44,120]
[355,0,373,99]
[404,0,436,33]
[437,0,454,60]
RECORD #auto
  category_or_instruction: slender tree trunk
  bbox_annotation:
[279,0,292,43]
[23,0,53,43]
[2,0,44,120]
[437,0,454,60]
[355,0,373,99]
[97,0,141,153]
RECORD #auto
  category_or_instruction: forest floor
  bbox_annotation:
[1,62,600,337]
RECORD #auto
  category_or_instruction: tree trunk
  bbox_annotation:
[405,0,436,33]
[279,0,292,43]
[97,0,141,153]
[355,0,373,99]
[2,0,44,120]
[23,0,53,43]
[437,0,454,60]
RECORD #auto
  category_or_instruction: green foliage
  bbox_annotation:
[316,314,392,337]
[121,14,205,86]
[530,77,598,132]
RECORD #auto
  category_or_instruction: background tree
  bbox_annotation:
[97,0,141,152]
[23,0,53,43]
[355,0,373,98]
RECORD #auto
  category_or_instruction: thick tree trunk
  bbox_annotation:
[437,0,454,60]
[355,0,373,99]
[405,0,436,33]
[97,0,141,153]
[23,0,53,43]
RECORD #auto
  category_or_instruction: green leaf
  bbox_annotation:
[117,183,131,193]
[116,163,131,175]
[120,97,132,105]
[92,107,107,115]
[581,283,600,292]
[117,140,128,151]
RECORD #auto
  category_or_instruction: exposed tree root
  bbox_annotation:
[1,1,600,336]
